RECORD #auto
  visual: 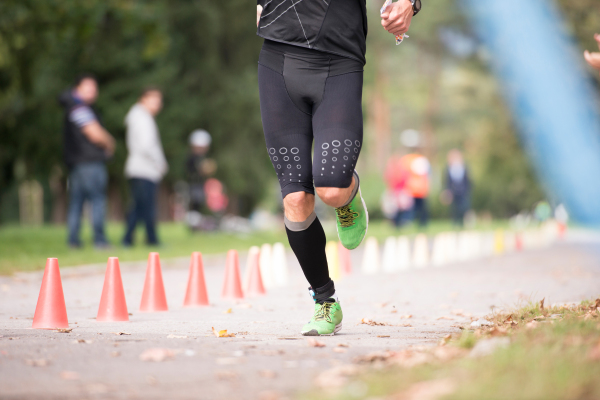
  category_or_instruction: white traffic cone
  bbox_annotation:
[326,241,341,280]
[361,237,380,275]
[444,232,458,265]
[431,233,447,267]
[397,236,411,271]
[243,246,260,293]
[382,236,398,273]
[412,234,429,268]
[271,242,289,287]
[259,243,274,289]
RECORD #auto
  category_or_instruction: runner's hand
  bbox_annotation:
[381,0,413,36]
[257,5,263,27]
[584,33,600,76]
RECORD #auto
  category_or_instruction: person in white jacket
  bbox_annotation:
[122,87,168,246]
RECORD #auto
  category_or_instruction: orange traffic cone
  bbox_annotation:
[32,258,69,329]
[140,252,168,312]
[221,250,244,300]
[183,252,209,307]
[338,243,352,276]
[97,257,129,322]
[245,248,266,297]
[515,233,523,251]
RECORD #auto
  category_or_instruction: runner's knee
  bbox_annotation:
[316,187,348,207]
[283,191,315,221]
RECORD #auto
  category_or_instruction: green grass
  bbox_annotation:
[303,299,600,400]
[0,222,287,274]
[0,218,511,274]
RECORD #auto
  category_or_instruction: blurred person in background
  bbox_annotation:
[442,149,471,227]
[584,33,600,76]
[400,150,430,227]
[185,130,218,230]
[59,74,115,249]
[122,87,168,247]
[384,153,414,227]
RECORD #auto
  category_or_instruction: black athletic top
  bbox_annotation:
[256,0,368,64]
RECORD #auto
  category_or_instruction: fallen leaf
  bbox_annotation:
[377,335,390,338]
[277,337,300,340]
[212,327,236,338]
[540,298,545,311]
[488,327,508,336]
[400,323,412,327]
[360,318,388,326]
[112,332,131,336]
[55,328,72,333]
[259,369,277,379]
[437,316,454,320]
[306,338,326,347]
[333,347,347,353]
[139,348,175,362]
[60,371,80,380]
[167,334,188,339]
[25,359,49,367]
[438,334,451,346]
[224,308,232,314]
[337,343,349,347]
[526,321,539,330]
[391,310,398,314]
[400,314,412,319]
[216,370,238,380]
[72,339,93,344]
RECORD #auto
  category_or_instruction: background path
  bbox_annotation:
[1,234,599,400]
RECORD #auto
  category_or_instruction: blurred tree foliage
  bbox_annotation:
[0,0,268,221]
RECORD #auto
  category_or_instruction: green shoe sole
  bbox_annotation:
[301,322,343,336]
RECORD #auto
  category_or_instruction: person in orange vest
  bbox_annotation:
[384,154,414,227]
[399,150,430,226]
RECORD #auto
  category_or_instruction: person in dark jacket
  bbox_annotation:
[443,149,471,226]
[59,74,115,248]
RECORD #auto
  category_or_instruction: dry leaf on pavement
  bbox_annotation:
[437,316,454,320]
[526,321,539,329]
[399,314,412,319]
[60,371,80,380]
[139,348,175,362]
[360,318,388,326]
[55,328,72,333]
[224,308,232,314]
[25,359,49,367]
[306,338,326,347]
[337,343,349,347]
[212,327,236,338]
[112,331,131,336]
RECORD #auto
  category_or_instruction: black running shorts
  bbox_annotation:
[258,40,364,199]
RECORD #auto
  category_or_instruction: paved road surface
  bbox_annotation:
[1,233,599,400]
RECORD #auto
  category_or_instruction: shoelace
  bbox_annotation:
[314,302,334,323]
[335,205,359,228]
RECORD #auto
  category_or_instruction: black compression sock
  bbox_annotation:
[285,214,331,289]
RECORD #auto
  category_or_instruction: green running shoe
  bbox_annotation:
[301,301,343,336]
[335,174,368,250]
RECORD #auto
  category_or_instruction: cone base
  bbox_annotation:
[32,322,69,330]
[96,316,129,322]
